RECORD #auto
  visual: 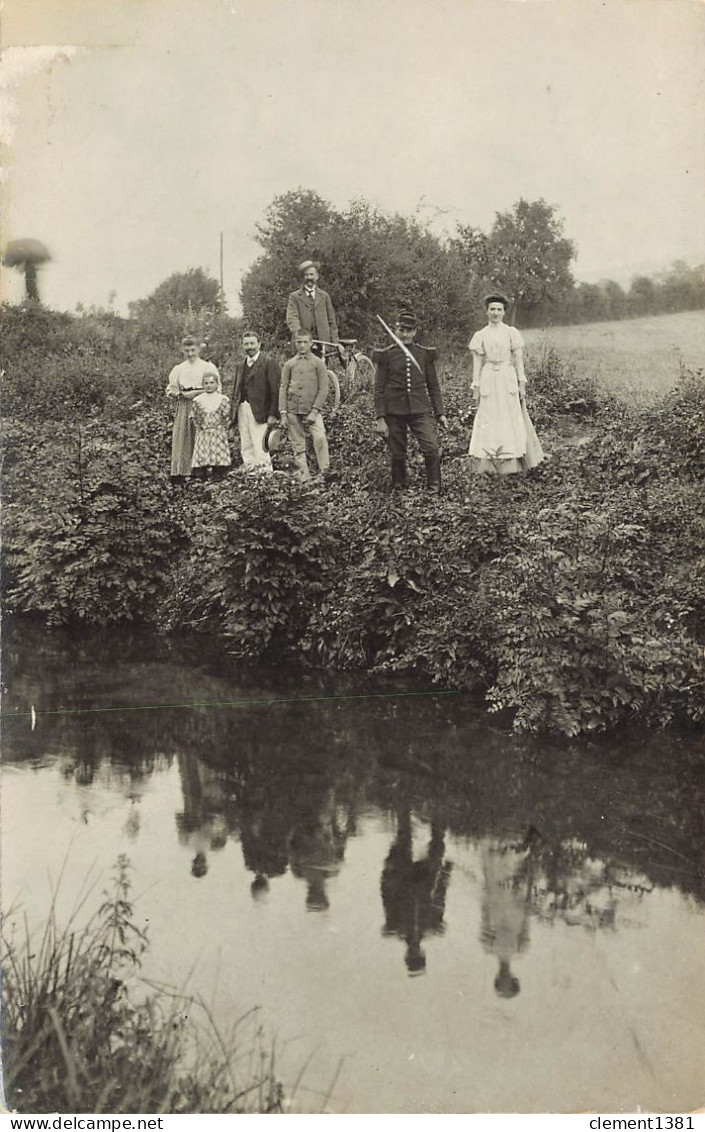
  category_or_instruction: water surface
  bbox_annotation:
[2,622,704,1113]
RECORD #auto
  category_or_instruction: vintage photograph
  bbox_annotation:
[1,0,704,1117]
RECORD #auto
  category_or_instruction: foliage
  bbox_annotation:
[2,411,183,626]
[158,472,345,658]
[128,267,224,318]
[2,308,704,735]
[454,198,576,326]
[561,261,705,325]
[241,190,473,345]
[0,302,243,420]
[2,857,283,1113]
[241,189,704,337]
[485,500,703,735]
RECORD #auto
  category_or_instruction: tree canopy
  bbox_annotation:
[240,190,473,345]
[129,267,224,319]
[126,193,704,343]
[241,191,580,342]
[453,198,576,326]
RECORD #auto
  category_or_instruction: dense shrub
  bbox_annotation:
[2,412,182,626]
[158,472,345,658]
[484,500,703,734]
[0,303,243,420]
[2,325,704,735]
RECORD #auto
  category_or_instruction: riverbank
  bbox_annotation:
[3,620,705,1113]
[1,303,704,736]
[1,855,282,1114]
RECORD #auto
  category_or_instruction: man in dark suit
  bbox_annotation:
[230,331,281,469]
[285,260,340,357]
[373,310,447,493]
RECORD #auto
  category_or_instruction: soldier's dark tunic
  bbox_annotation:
[373,342,445,489]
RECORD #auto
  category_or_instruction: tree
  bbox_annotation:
[241,189,337,341]
[573,282,608,323]
[598,279,627,321]
[628,275,657,318]
[659,260,704,314]
[467,199,576,325]
[3,238,52,304]
[241,190,472,345]
[129,268,224,319]
[254,188,336,259]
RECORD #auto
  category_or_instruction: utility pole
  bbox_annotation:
[219,231,224,298]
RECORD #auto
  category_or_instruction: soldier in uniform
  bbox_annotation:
[373,310,447,493]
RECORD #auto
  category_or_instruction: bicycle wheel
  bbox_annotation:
[350,353,375,393]
[325,369,341,414]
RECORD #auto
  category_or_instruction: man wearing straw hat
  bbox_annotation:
[285,261,340,358]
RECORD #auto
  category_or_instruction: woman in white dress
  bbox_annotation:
[165,336,221,479]
[468,294,545,475]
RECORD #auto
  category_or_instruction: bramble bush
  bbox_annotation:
[2,314,704,735]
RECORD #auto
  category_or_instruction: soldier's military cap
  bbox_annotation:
[395,310,417,329]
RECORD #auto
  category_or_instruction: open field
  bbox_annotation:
[522,310,705,399]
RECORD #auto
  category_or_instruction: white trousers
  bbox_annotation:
[237,402,272,469]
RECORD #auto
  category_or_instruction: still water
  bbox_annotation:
[2,622,704,1114]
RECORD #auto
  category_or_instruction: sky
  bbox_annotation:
[1,0,704,316]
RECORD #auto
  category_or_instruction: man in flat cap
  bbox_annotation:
[373,310,447,493]
[286,261,340,358]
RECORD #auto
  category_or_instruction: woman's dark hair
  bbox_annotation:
[483,293,510,310]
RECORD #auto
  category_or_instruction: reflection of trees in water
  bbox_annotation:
[380,807,452,975]
[477,826,660,997]
[5,622,704,923]
[169,708,369,903]
[526,837,654,931]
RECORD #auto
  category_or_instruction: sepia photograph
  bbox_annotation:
[1,0,704,1118]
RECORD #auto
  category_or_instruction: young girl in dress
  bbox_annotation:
[190,373,232,479]
[467,294,545,475]
[165,336,221,479]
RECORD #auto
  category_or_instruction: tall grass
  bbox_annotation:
[522,310,705,399]
[1,856,283,1114]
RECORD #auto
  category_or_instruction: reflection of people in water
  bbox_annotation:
[381,807,452,975]
[175,753,231,879]
[191,851,208,878]
[240,804,290,899]
[479,828,540,997]
[288,788,350,911]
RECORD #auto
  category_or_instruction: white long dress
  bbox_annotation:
[468,324,544,475]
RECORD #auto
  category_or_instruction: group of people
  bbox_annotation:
[166,260,545,491]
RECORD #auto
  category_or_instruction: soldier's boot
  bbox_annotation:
[424,452,442,495]
[391,457,408,491]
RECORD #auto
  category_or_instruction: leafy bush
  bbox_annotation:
[2,412,183,626]
[3,320,704,735]
[0,303,242,421]
[484,500,703,734]
[158,472,345,659]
